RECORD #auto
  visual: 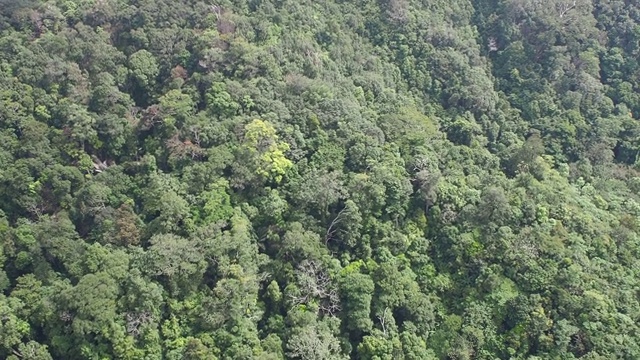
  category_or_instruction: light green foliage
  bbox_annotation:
[196,179,234,225]
[240,119,293,184]
[286,318,347,360]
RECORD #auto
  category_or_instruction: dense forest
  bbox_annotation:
[1,0,640,358]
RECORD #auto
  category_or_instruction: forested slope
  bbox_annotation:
[1,0,640,359]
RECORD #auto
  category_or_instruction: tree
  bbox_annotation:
[286,318,347,360]
[128,49,159,98]
[339,271,374,332]
[292,260,341,314]
[145,233,206,294]
[232,119,293,187]
[195,179,233,225]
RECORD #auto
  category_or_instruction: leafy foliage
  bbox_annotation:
[1,0,640,358]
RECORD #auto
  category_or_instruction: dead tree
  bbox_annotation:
[91,156,113,174]
[325,205,352,244]
[377,307,390,337]
[557,0,577,18]
[126,311,153,337]
[290,260,341,316]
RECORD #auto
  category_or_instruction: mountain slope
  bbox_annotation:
[1,0,640,359]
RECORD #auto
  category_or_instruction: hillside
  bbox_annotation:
[1,0,640,359]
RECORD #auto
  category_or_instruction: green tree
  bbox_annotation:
[234,119,293,186]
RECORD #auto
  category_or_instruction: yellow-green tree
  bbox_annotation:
[237,119,293,185]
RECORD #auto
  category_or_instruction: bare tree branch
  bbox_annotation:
[558,0,576,18]
[290,260,341,316]
[325,206,351,244]
[126,311,153,337]
[378,307,390,337]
